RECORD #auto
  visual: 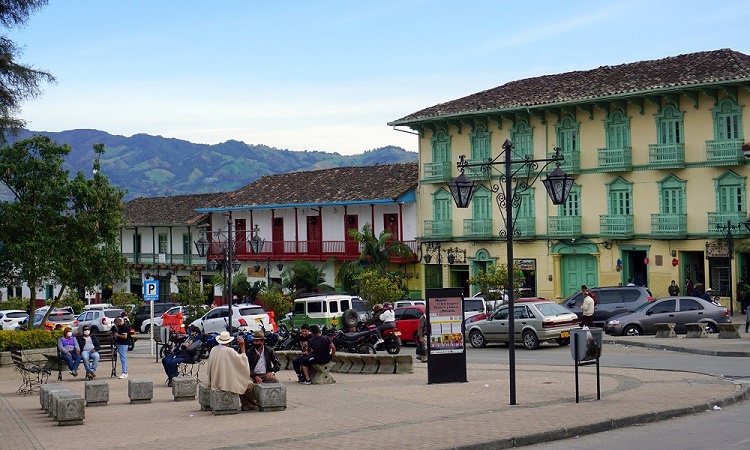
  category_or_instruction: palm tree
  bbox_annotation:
[282,260,334,297]
[336,223,414,291]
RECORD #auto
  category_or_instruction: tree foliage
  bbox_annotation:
[468,263,525,303]
[0,0,55,139]
[352,268,406,312]
[173,271,212,323]
[281,260,334,298]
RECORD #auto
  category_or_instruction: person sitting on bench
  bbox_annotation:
[58,326,81,377]
[76,325,101,379]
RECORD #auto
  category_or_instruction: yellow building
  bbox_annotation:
[389,49,750,312]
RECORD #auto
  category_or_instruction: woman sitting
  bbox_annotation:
[58,326,81,377]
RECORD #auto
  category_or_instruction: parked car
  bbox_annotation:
[464,297,489,322]
[278,293,367,334]
[465,300,579,350]
[73,308,124,333]
[394,305,425,343]
[140,305,188,333]
[394,299,425,309]
[190,304,271,334]
[605,296,730,336]
[33,308,77,330]
[0,309,28,331]
[464,297,549,326]
[133,302,180,330]
[561,285,653,328]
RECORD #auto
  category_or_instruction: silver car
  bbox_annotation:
[604,296,730,336]
[74,308,124,333]
[466,300,579,350]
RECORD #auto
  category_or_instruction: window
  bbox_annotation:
[182,233,190,256]
[329,301,339,313]
[555,116,579,154]
[649,299,676,314]
[134,233,141,260]
[470,125,491,162]
[433,189,453,223]
[655,105,684,145]
[341,299,351,311]
[494,307,509,320]
[679,298,703,312]
[604,110,631,149]
[712,99,743,141]
[511,121,533,160]
[431,129,451,165]
[293,302,305,315]
[307,301,324,313]
[516,189,535,220]
[607,177,632,215]
[596,290,620,305]
[158,233,168,254]
[561,185,581,216]
[658,175,686,214]
[715,171,746,214]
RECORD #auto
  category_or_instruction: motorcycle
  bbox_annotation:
[275,325,304,351]
[331,329,377,354]
[358,323,402,355]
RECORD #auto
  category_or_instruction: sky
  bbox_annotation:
[7,0,750,155]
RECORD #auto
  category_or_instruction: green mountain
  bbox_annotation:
[10,129,417,200]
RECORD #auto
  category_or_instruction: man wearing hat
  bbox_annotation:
[206,331,257,411]
[702,287,714,302]
[246,330,280,384]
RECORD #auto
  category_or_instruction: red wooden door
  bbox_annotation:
[383,213,399,242]
[272,217,284,254]
[307,216,322,256]
[345,215,359,255]
[234,219,247,256]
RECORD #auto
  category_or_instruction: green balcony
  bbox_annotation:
[707,212,749,237]
[705,139,744,166]
[513,217,536,240]
[424,220,453,239]
[423,161,452,183]
[547,216,582,238]
[463,218,492,237]
[597,146,632,172]
[600,215,634,239]
[650,213,687,238]
[547,151,580,174]
[648,143,685,168]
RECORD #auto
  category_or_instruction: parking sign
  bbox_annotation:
[143,280,159,301]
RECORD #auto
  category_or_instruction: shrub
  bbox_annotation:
[0,329,62,352]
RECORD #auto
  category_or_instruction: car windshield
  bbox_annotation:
[47,314,75,322]
[239,306,265,315]
[104,309,124,318]
[535,302,574,316]
[464,299,485,312]
[351,298,367,313]
[632,300,655,312]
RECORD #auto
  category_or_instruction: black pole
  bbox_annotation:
[227,218,234,332]
[504,140,516,406]
[727,220,734,316]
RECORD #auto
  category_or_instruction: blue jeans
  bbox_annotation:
[116,344,128,374]
[60,351,81,372]
[81,350,100,373]
[162,353,185,379]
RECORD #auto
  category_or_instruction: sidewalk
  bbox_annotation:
[1,337,749,450]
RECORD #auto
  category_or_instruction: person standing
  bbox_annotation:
[299,325,335,385]
[58,326,81,377]
[112,317,130,379]
[685,276,694,296]
[76,325,100,380]
[580,285,595,328]
[417,312,428,363]
[668,280,680,296]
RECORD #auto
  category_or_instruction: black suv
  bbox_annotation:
[133,302,180,330]
[561,286,652,328]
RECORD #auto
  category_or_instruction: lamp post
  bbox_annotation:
[714,219,750,316]
[449,138,573,405]
[194,218,242,332]
[254,256,284,288]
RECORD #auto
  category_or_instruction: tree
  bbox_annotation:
[281,260,334,298]
[336,223,414,292]
[0,137,127,326]
[0,0,55,139]
[352,268,406,312]
[173,271,212,323]
[468,263,525,307]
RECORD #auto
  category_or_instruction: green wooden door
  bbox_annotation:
[561,254,598,298]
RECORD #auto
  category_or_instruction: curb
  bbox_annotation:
[605,340,750,357]
[452,385,750,450]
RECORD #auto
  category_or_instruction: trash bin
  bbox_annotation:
[570,327,602,362]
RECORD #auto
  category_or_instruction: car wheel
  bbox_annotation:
[705,323,718,334]
[341,309,359,329]
[278,325,289,339]
[622,325,642,336]
[522,330,540,350]
[555,337,570,346]
[358,343,376,354]
[469,330,486,348]
[144,324,151,335]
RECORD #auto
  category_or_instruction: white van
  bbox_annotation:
[394,299,426,309]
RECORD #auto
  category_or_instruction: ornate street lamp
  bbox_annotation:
[450,138,573,405]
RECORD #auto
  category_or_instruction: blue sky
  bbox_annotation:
[7,0,750,155]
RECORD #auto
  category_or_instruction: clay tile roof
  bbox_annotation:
[389,49,750,125]
[124,192,226,226]
[212,163,419,209]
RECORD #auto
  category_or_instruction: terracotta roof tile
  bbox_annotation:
[123,192,225,226]
[390,49,750,124]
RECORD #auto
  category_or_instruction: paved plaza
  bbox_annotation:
[2,332,749,450]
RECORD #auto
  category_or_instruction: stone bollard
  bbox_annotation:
[210,389,239,415]
[254,383,287,411]
[128,379,153,404]
[310,361,336,384]
[51,390,79,419]
[330,354,348,373]
[172,376,197,401]
[198,383,211,411]
[359,354,380,374]
[41,384,66,412]
[85,380,110,406]
[346,354,364,374]
[376,355,396,374]
[57,396,85,426]
[394,355,414,374]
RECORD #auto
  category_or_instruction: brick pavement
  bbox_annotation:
[1,339,748,450]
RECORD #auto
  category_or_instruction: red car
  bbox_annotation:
[394,305,425,343]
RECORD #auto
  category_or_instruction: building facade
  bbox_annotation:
[389,49,750,311]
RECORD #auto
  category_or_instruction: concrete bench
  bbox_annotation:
[85,380,109,406]
[394,355,414,374]
[359,354,380,374]
[210,389,239,415]
[127,378,153,404]
[276,351,413,376]
[253,382,287,411]
[376,354,396,374]
[198,383,211,411]
[654,322,676,338]
[310,361,336,384]
[172,376,197,401]
[685,322,708,338]
[718,323,742,339]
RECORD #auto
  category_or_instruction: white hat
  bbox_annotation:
[216,331,234,345]
[706,287,713,292]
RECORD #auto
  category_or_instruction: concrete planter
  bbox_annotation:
[0,347,56,367]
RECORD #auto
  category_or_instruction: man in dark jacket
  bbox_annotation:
[161,325,203,386]
[246,330,281,384]
[76,325,101,379]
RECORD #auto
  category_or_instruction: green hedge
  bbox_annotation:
[0,330,63,352]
